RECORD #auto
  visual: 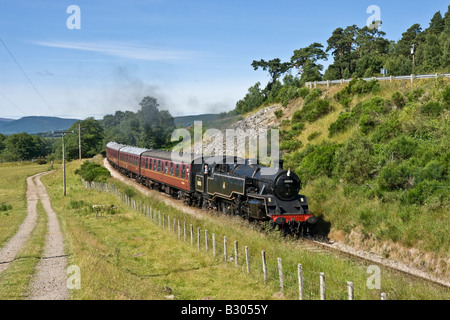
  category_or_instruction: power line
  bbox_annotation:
[0,90,26,116]
[0,37,56,116]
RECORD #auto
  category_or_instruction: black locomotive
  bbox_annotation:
[106,142,317,236]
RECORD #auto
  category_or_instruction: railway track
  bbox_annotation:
[103,158,450,290]
[302,236,450,289]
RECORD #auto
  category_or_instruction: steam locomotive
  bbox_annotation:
[106,142,317,235]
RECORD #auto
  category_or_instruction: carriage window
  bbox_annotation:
[170,163,174,176]
[181,165,185,179]
[157,160,161,172]
[164,162,168,174]
[154,159,157,171]
[175,164,180,177]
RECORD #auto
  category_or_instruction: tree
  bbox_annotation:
[291,43,328,83]
[0,132,48,161]
[60,118,104,160]
[251,58,292,91]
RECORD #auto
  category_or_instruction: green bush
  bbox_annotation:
[307,131,321,141]
[303,99,333,123]
[384,135,418,160]
[442,85,450,105]
[0,202,12,212]
[370,115,402,143]
[291,122,305,133]
[420,102,445,116]
[280,139,302,152]
[377,162,412,191]
[296,142,339,182]
[391,91,406,108]
[76,161,111,182]
[334,136,378,184]
[328,112,356,137]
[274,109,283,118]
[298,87,310,99]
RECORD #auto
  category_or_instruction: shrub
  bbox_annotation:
[371,115,402,143]
[76,161,111,182]
[274,109,283,118]
[391,91,406,108]
[328,112,356,137]
[296,142,339,182]
[303,99,333,123]
[384,135,418,160]
[442,85,450,105]
[280,139,302,152]
[291,122,305,133]
[0,202,12,212]
[307,131,321,141]
[420,102,444,116]
[377,162,412,191]
[298,87,310,99]
[303,88,322,105]
[406,88,425,102]
[334,136,378,184]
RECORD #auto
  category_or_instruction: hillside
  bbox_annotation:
[272,77,449,279]
[0,116,79,135]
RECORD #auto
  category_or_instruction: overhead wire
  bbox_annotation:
[0,37,56,116]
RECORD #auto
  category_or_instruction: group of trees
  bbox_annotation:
[102,96,176,150]
[0,132,51,162]
[0,96,174,163]
[234,6,450,115]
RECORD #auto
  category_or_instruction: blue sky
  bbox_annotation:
[0,0,448,119]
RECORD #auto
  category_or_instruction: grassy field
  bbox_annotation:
[0,162,49,248]
[0,162,50,299]
[38,159,449,300]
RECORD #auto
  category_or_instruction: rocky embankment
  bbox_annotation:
[195,104,282,157]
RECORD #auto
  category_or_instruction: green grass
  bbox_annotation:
[0,201,48,299]
[0,162,49,248]
[39,160,450,300]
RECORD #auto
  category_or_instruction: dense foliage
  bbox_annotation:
[230,6,450,116]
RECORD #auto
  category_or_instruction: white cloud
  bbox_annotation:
[32,40,199,62]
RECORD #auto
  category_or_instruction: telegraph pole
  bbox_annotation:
[78,121,82,161]
[54,130,74,196]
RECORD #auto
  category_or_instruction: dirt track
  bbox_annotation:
[0,171,68,299]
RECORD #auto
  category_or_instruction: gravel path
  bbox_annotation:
[0,171,69,299]
[0,174,40,274]
[26,171,68,300]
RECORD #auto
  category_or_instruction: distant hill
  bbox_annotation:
[0,116,79,135]
[0,118,14,123]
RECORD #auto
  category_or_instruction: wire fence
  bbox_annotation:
[82,179,388,300]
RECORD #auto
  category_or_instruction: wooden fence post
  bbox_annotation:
[347,281,354,300]
[178,220,181,239]
[190,224,193,246]
[184,222,186,242]
[262,251,267,284]
[234,241,238,268]
[212,234,216,257]
[205,230,208,252]
[197,227,200,250]
[224,236,227,262]
[245,246,250,274]
[320,272,326,300]
[278,258,284,292]
[298,263,304,300]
